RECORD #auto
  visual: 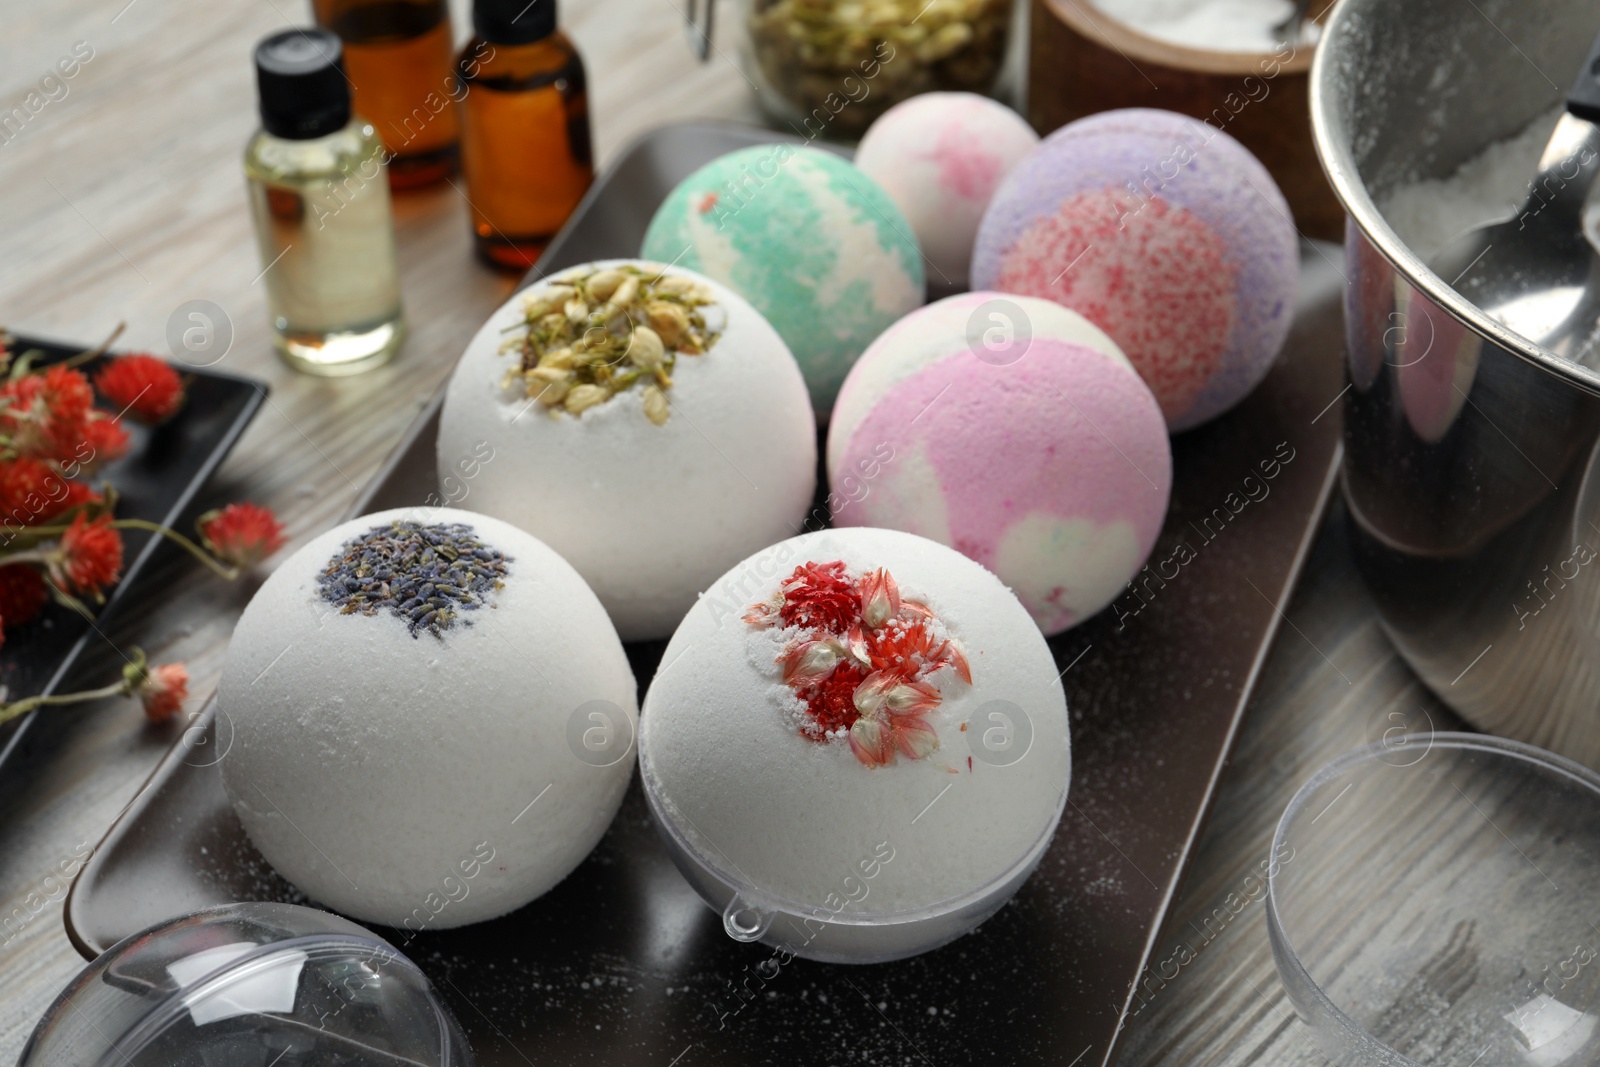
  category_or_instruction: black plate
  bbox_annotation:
[67,123,1343,1066]
[0,337,266,770]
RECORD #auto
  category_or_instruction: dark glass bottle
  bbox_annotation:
[457,0,594,270]
[312,0,460,189]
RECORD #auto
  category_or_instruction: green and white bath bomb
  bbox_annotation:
[640,144,925,414]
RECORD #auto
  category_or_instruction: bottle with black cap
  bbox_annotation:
[456,0,593,270]
[245,27,404,375]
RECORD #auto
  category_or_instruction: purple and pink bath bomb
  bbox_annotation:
[971,108,1299,431]
[855,93,1040,289]
[827,292,1172,635]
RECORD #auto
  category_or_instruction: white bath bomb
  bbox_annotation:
[855,93,1040,288]
[640,527,1069,958]
[438,260,817,642]
[218,506,637,930]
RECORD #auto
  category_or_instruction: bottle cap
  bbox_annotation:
[254,29,351,140]
[474,0,557,45]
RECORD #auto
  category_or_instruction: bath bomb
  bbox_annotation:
[639,144,925,414]
[640,527,1069,959]
[437,261,816,642]
[971,108,1299,431]
[855,93,1040,288]
[218,507,637,929]
[828,293,1171,633]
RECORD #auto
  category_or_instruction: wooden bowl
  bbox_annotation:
[1027,0,1343,240]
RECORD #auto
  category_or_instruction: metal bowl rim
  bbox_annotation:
[1309,0,1600,400]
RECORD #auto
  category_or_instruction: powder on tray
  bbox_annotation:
[1380,109,1559,262]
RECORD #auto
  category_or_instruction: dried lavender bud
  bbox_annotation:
[317,520,512,640]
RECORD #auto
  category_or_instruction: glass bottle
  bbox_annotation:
[456,0,594,270]
[245,29,405,376]
[311,0,460,188]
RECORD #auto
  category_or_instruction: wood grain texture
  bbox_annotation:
[0,2,1430,1065]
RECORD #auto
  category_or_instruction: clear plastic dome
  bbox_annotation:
[20,902,472,1067]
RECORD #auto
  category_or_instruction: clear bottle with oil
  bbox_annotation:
[246,28,404,375]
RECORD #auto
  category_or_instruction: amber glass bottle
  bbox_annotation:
[457,0,594,270]
[312,0,459,189]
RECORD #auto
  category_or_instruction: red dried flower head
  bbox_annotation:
[750,559,973,768]
[198,502,285,569]
[1,365,96,461]
[0,563,48,629]
[74,415,130,474]
[52,513,123,596]
[94,354,185,424]
[777,560,860,633]
[0,457,103,529]
[136,662,188,723]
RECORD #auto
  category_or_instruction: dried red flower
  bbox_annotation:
[197,502,285,569]
[1,365,96,461]
[94,354,185,424]
[751,560,973,768]
[135,662,188,722]
[801,661,866,740]
[0,564,48,628]
[53,513,123,596]
[74,414,130,473]
[777,560,860,633]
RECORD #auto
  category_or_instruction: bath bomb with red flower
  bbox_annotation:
[855,93,1039,288]
[218,506,637,929]
[971,108,1298,431]
[828,293,1171,634]
[438,261,816,642]
[640,527,1069,958]
[639,145,924,413]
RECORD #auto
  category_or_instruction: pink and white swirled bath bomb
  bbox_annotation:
[971,108,1298,431]
[855,93,1040,288]
[827,293,1171,635]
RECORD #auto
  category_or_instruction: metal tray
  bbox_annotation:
[0,337,265,773]
[66,122,1344,1066]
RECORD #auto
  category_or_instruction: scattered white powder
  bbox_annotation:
[1381,109,1560,261]
[1091,0,1318,52]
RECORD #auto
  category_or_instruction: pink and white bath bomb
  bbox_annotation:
[855,93,1040,288]
[827,292,1171,634]
[971,108,1299,431]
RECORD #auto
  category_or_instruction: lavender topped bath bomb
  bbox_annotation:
[639,145,925,414]
[829,293,1171,633]
[219,507,637,930]
[855,93,1039,288]
[438,261,817,641]
[971,108,1298,431]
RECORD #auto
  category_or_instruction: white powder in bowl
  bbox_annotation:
[1090,0,1318,52]
[1380,109,1559,262]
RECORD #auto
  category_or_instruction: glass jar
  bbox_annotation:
[698,0,1023,140]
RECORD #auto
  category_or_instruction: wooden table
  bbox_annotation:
[0,1,1456,1063]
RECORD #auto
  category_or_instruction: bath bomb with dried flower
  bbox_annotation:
[438,260,816,641]
[828,292,1171,634]
[855,93,1039,288]
[640,526,1069,961]
[639,144,925,414]
[971,108,1298,431]
[218,506,637,929]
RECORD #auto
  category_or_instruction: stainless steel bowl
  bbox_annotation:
[1313,0,1600,768]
